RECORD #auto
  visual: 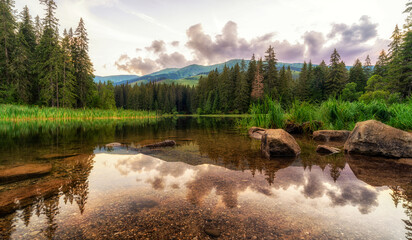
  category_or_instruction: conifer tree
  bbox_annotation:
[0,0,17,102]
[251,59,264,101]
[247,54,257,93]
[72,18,95,108]
[60,29,76,107]
[218,65,231,112]
[13,6,37,103]
[297,62,310,101]
[235,64,249,112]
[374,50,389,77]
[349,59,367,92]
[398,28,412,97]
[326,49,347,96]
[363,55,373,80]
[263,45,278,95]
[311,60,328,101]
[387,25,403,91]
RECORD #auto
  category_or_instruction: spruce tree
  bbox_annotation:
[387,25,403,92]
[251,59,264,101]
[218,65,231,112]
[326,49,347,96]
[363,55,373,80]
[73,18,95,108]
[263,45,278,95]
[0,0,17,102]
[311,61,328,101]
[349,59,367,92]
[398,29,412,97]
[374,50,389,77]
[60,29,76,107]
[297,62,310,101]
[13,6,37,103]
[235,64,249,113]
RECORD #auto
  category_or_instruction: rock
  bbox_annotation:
[143,140,176,148]
[37,153,79,160]
[313,130,351,142]
[344,120,412,158]
[261,129,301,157]
[0,164,52,184]
[248,127,266,140]
[204,227,221,238]
[105,142,122,147]
[316,145,341,154]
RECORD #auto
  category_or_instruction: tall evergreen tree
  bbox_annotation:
[374,50,389,77]
[72,18,95,108]
[235,64,249,112]
[297,61,310,101]
[60,29,76,108]
[387,25,403,91]
[363,55,373,80]
[218,65,231,112]
[13,6,37,103]
[251,59,264,101]
[398,27,412,97]
[349,59,367,92]
[311,60,328,101]
[0,0,17,102]
[263,45,278,95]
[326,49,347,96]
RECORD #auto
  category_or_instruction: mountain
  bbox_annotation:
[94,75,139,84]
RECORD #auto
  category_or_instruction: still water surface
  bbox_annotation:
[0,117,411,239]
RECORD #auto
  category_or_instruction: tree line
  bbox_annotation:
[0,0,115,108]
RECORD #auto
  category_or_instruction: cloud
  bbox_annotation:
[116,16,385,75]
[145,40,166,54]
[171,41,180,47]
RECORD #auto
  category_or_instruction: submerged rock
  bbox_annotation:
[316,145,341,154]
[313,130,351,142]
[248,127,266,140]
[261,129,301,157]
[0,164,52,184]
[204,227,221,238]
[344,120,412,158]
[143,140,176,148]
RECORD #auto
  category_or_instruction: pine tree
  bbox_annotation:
[326,49,347,96]
[73,18,95,108]
[218,65,231,112]
[34,15,43,44]
[251,59,264,101]
[246,54,257,94]
[263,45,278,95]
[0,0,17,102]
[349,59,367,92]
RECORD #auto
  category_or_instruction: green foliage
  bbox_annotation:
[288,101,319,124]
[240,97,285,129]
[341,82,362,102]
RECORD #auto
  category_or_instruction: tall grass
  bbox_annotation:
[0,104,158,120]
[238,98,412,131]
[238,97,285,129]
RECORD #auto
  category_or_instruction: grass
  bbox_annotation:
[0,104,158,121]
[238,98,412,131]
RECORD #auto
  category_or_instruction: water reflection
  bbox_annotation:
[0,117,411,239]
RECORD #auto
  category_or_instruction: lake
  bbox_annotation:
[0,117,411,239]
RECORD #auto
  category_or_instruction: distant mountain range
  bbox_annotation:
[94,59,340,86]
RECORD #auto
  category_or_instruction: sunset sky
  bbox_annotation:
[16,0,408,76]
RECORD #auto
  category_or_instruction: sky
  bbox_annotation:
[16,0,409,76]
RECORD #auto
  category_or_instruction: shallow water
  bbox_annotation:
[0,117,411,239]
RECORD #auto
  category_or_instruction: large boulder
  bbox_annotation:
[261,129,301,157]
[344,120,412,158]
[313,130,351,142]
[248,127,266,140]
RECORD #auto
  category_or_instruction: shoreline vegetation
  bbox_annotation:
[237,97,412,131]
[0,104,157,121]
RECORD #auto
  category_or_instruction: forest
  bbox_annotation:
[0,0,411,128]
[0,0,115,109]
